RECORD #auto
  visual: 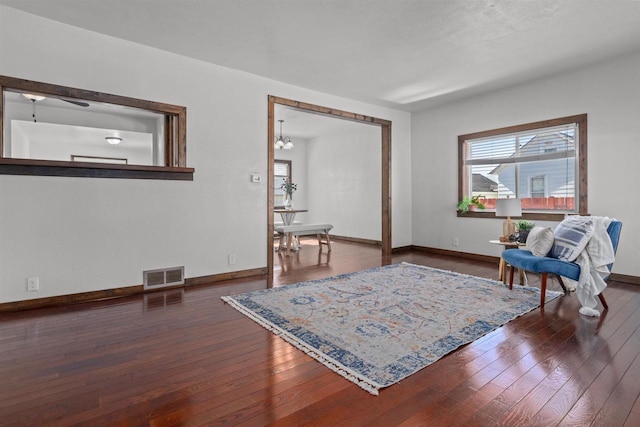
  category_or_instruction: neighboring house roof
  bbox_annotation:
[472,174,499,193]
[489,131,575,175]
[471,173,515,197]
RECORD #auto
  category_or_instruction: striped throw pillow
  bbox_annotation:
[550,216,595,262]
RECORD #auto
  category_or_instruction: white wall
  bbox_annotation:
[275,121,382,241]
[307,126,381,241]
[0,6,412,303]
[412,52,640,276]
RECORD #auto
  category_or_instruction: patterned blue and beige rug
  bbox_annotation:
[222,262,561,395]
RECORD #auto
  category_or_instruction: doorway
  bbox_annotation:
[267,96,391,278]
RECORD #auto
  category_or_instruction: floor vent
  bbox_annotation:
[143,266,185,290]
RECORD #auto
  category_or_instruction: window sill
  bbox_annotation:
[0,159,194,180]
[457,210,572,221]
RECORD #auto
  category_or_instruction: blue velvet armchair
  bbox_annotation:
[501,220,622,309]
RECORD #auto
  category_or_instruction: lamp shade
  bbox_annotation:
[495,198,522,218]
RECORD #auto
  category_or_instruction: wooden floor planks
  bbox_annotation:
[0,238,638,426]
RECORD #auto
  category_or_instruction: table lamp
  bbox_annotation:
[496,198,522,240]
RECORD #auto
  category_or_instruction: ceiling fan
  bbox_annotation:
[22,93,90,107]
[22,93,89,122]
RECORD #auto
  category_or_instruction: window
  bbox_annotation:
[530,176,545,198]
[0,75,193,180]
[458,114,587,219]
[274,159,292,208]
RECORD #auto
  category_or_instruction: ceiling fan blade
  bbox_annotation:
[61,99,90,107]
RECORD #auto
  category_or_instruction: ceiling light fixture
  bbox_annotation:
[22,94,46,102]
[105,136,123,145]
[274,119,293,150]
[22,93,46,122]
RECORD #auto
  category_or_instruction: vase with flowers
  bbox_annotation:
[280,179,297,209]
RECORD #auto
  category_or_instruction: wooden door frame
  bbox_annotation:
[267,95,392,276]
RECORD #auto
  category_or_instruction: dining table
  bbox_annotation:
[274,209,308,226]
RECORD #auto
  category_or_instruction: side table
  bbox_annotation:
[489,240,526,284]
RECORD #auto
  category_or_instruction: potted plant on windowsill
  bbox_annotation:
[457,196,485,214]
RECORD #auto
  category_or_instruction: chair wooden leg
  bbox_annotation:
[316,231,332,251]
[286,232,293,255]
[508,265,515,290]
[598,293,609,310]
[555,276,569,295]
[498,258,506,283]
[278,233,285,252]
[540,273,547,309]
[556,275,607,309]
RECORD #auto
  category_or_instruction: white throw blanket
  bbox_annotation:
[563,216,614,317]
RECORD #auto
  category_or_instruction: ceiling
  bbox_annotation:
[1,0,638,115]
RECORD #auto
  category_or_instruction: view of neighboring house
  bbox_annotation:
[471,129,576,211]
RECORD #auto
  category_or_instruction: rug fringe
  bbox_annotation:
[222,295,382,395]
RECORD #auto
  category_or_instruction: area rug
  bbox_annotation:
[221,262,561,395]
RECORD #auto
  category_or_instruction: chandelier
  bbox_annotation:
[274,119,293,150]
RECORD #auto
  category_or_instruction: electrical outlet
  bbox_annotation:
[228,253,237,265]
[452,237,459,247]
[27,277,39,291]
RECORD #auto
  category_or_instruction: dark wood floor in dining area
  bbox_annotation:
[1,238,639,426]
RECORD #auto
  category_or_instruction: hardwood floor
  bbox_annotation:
[1,238,639,426]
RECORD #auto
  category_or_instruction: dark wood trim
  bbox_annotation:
[459,114,588,141]
[381,122,392,257]
[458,132,466,210]
[610,272,640,285]
[267,95,392,272]
[330,235,381,246]
[0,267,267,313]
[410,245,497,264]
[577,114,588,214]
[267,99,275,286]
[457,210,567,221]
[0,285,143,313]
[0,76,184,113]
[458,114,588,217]
[391,245,414,253]
[184,267,267,286]
[177,106,188,168]
[0,75,190,176]
[269,96,392,127]
[0,158,194,180]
